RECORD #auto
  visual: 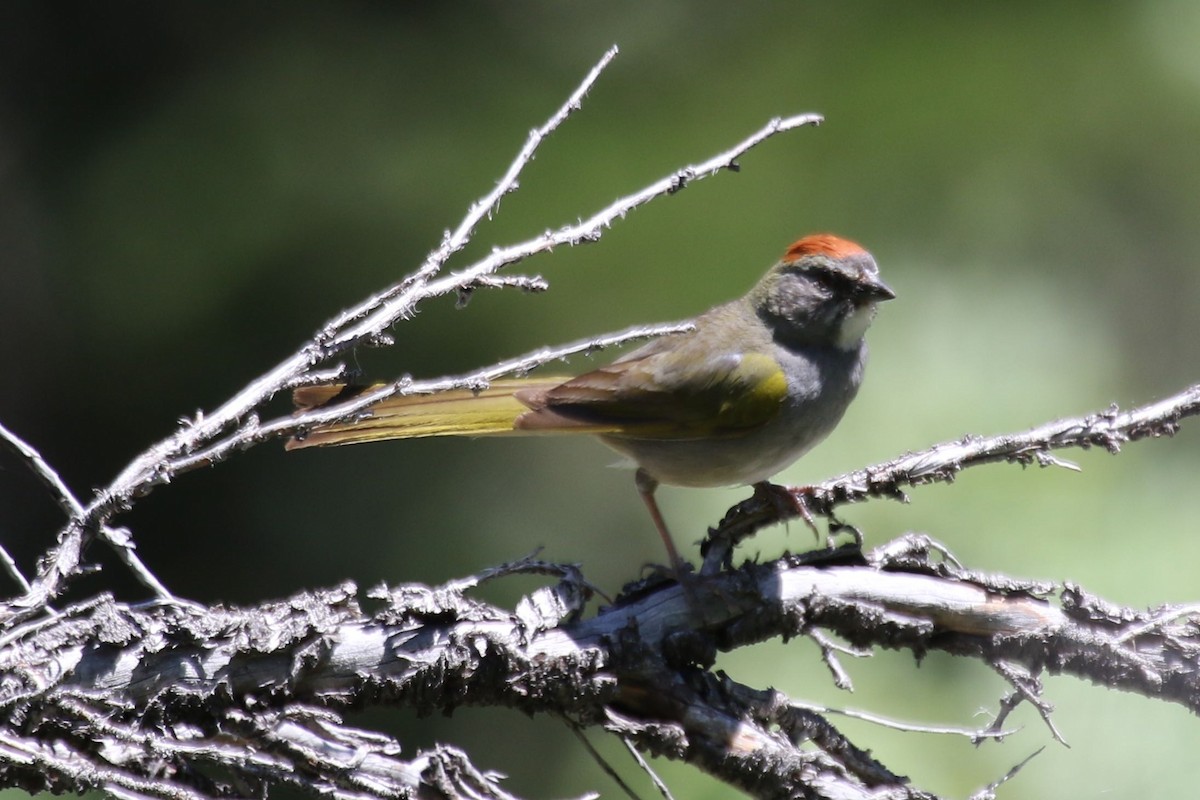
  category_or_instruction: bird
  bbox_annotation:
[287,233,894,574]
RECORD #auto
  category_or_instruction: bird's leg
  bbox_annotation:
[635,468,689,577]
[636,468,715,634]
[753,481,820,539]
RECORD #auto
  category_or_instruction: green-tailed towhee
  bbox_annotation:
[288,233,894,568]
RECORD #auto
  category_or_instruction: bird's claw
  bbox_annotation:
[753,481,820,539]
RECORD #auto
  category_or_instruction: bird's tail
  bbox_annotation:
[285,379,570,450]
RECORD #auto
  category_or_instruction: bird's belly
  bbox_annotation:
[597,412,836,489]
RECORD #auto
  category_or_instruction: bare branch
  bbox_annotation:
[0,423,169,601]
[321,44,620,334]
[0,549,29,597]
[967,748,1044,800]
[12,45,820,609]
[711,381,1200,551]
[990,661,1066,746]
[785,699,1017,742]
[807,628,856,690]
[9,47,623,611]
[568,725,641,800]
[3,539,1199,798]
[0,421,83,521]
[1113,602,1200,644]
[113,48,622,498]
[618,736,673,800]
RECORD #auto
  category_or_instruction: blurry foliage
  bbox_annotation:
[1,2,1199,798]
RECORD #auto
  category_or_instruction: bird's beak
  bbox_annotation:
[858,276,896,302]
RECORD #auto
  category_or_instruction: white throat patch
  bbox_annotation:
[835,303,877,350]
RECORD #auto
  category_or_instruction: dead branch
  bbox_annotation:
[4,542,1200,799]
[706,383,1200,567]
[8,45,820,616]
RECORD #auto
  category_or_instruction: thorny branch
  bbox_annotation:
[707,382,1200,567]
[2,42,1199,800]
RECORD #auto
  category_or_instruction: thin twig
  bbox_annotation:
[620,737,675,800]
[967,748,1044,800]
[808,628,855,691]
[991,661,1067,747]
[377,112,824,355]
[786,699,1017,742]
[0,423,169,601]
[1114,603,1200,644]
[830,381,1200,503]
[320,45,621,336]
[0,548,29,596]
[0,422,83,519]
[567,724,644,800]
[92,526,175,602]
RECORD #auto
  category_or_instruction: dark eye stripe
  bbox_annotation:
[806,266,858,295]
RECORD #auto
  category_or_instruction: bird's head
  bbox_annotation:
[750,233,895,350]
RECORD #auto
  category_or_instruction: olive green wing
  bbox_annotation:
[515,348,787,439]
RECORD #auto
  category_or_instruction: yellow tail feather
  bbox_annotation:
[287,379,575,449]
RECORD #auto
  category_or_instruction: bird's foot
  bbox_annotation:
[753,481,820,539]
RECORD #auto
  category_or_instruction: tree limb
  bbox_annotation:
[5,541,1200,799]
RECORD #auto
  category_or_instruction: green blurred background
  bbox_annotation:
[2,2,1199,797]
